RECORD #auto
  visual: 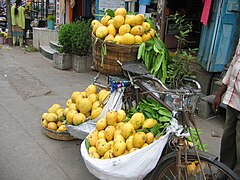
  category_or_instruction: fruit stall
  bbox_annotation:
[40,7,202,179]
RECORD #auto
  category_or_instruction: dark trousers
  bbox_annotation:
[220,106,240,176]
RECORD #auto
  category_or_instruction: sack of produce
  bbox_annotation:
[81,116,181,179]
[80,97,183,179]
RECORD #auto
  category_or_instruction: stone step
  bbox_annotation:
[210,78,222,95]
[39,45,58,60]
[49,41,62,51]
[198,94,226,119]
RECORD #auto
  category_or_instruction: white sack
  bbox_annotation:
[81,119,182,180]
[81,132,169,180]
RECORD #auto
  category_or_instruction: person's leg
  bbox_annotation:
[220,106,238,169]
[233,114,240,176]
[13,36,17,46]
[19,36,23,46]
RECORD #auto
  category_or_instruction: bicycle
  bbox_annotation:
[111,61,239,180]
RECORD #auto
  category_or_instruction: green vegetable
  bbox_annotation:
[137,37,169,83]
[101,41,107,64]
[85,139,90,151]
[187,128,207,152]
[127,97,172,137]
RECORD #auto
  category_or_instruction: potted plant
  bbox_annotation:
[71,19,92,73]
[0,32,5,45]
[47,15,55,30]
[53,24,73,70]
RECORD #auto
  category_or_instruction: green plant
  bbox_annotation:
[0,32,5,37]
[166,12,197,88]
[24,45,38,52]
[47,15,55,21]
[58,23,73,54]
[71,19,92,56]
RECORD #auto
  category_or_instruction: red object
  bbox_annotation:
[201,0,212,26]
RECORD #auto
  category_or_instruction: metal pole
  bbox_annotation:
[6,0,13,46]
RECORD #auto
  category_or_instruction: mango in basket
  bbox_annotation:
[113,140,126,157]
[57,125,67,132]
[105,125,115,141]
[42,119,48,128]
[129,112,145,130]
[77,98,92,115]
[106,110,117,126]
[103,150,114,159]
[97,130,105,140]
[73,113,86,126]
[96,117,107,131]
[91,107,103,119]
[66,109,78,125]
[48,122,58,131]
[142,118,158,129]
[88,132,98,147]
[116,110,126,122]
[121,122,135,139]
[126,136,134,151]
[96,139,110,156]
[114,8,127,17]
[89,146,97,154]
[46,113,58,122]
[41,112,48,120]
[146,132,154,144]
[96,26,109,39]
[133,132,146,148]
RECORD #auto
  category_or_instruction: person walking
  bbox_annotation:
[212,38,240,178]
[11,0,25,46]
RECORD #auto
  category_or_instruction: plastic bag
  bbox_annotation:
[81,119,182,180]
[66,89,124,139]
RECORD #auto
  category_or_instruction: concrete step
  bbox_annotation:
[198,94,226,119]
[39,45,58,60]
[210,78,222,95]
[49,41,62,51]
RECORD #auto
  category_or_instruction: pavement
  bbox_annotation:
[0,45,226,180]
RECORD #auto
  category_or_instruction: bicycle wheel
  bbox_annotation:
[146,150,239,180]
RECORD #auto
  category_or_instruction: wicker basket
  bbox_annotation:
[92,34,139,76]
[42,121,75,141]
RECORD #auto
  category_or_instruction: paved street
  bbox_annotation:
[0,46,225,180]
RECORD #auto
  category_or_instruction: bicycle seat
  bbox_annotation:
[122,61,149,75]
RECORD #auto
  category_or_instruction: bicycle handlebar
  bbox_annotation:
[135,74,201,96]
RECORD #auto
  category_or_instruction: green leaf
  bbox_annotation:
[146,39,155,46]
[153,53,164,73]
[153,45,160,53]
[137,42,145,60]
[60,115,66,121]
[150,124,162,136]
[85,139,90,151]
[158,116,171,123]
[105,9,115,17]
[145,17,155,29]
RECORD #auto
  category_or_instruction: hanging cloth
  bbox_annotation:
[200,0,213,26]
[70,0,75,8]
[11,4,25,29]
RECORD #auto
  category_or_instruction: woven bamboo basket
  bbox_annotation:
[42,120,75,141]
[92,34,139,76]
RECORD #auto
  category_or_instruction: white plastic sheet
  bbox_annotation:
[81,119,182,180]
[66,89,124,139]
